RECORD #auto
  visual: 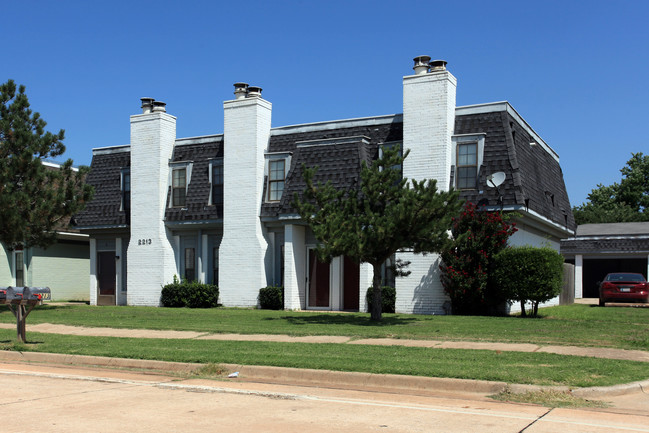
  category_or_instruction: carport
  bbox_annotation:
[561,222,649,298]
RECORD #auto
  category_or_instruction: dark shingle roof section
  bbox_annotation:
[455,110,575,231]
[262,122,401,217]
[165,138,223,222]
[505,112,575,231]
[455,111,515,207]
[561,237,649,255]
[74,149,130,227]
[561,222,649,255]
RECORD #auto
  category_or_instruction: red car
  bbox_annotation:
[599,273,649,306]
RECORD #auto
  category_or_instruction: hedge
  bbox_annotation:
[160,277,219,308]
[366,286,396,314]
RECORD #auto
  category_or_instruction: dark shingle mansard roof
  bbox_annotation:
[74,148,130,228]
[261,120,402,218]
[455,109,575,231]
[165,137,223,222]
[75,103,574,232]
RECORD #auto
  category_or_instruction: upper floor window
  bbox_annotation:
[172,167,187,207]
[379,142,403,175]
[451,134,486,191]
[121,169,130,211]
[209,159,224,207]
[456,142,477,189]
[268,159,285,201]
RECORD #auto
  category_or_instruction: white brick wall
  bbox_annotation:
[395,253,449,314]
[284,224,306,310]
[127,112,178,306]
[396,68,457,315]
[219,97,272,307]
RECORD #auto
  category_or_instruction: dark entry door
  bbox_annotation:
[308,249,330,308]
[97,251,116,306]
[343,256,360,311]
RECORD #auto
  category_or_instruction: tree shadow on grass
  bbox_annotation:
[274,314,418,327]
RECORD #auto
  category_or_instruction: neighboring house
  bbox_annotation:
[74,56,575,312]
[0,162,90,301]
[561,222,649,298]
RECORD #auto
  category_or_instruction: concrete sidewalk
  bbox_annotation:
[1,322,648,363]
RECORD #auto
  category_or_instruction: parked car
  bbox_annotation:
[599,273,649,306]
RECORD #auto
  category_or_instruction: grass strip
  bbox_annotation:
[490,389,609,408]
[1,329,647,388]
[1,304,647,351]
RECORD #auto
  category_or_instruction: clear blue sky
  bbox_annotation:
[3,0,648,207]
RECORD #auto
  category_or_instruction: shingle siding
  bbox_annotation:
[75,150,130,227]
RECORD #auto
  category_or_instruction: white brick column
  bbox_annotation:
[219,93,271,306]
[89,238,97,305]
[358,262,373,312]
[284,224,305,310]
[127,108,177,306]
[575,254,583,298]
[396,61,457,315]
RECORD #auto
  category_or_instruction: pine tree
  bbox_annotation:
[0,80,93,250]
[293,146,461,321]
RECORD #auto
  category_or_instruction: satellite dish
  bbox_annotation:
[486,172,506,188]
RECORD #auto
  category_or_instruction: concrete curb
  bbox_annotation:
[0,350,645,398]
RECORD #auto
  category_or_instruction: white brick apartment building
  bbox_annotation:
[75,56,576,312]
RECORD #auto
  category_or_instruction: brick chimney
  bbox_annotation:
[402,56,457,191]
[397,56,457,315]
[219,83,271,306]
[127,98,177,306]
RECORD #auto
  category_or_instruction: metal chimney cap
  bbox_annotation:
[234,82,249,99]
[413,55,431,75]
[140,97,155,114]
[247,86,262,98]
[152,100,167,112]
[429,60,448,71]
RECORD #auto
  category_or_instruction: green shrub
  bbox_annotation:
[259,285,284,310]
[160,276,219,308]
[491,246,564,317]
[366,286,396,313]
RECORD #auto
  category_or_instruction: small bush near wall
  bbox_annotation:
[491,246,564,317]
[259,286,284,310]
[366,286,396,314]
[161,276,220,308]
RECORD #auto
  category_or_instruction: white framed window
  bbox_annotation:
[378,141,403,174]
[120,169,130,211]
[268,159,285,201]
[451,134,486,190]
[265,152,291,203]
[456,142,477,189]
[208,159,224,207]
[169,162,192,208]
[172,168,187,207]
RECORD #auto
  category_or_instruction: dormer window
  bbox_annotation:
[209,159,224,207]
[457,143,477,189]
[265,152,291,203]
[268,159,285,201]
[172,167,187,207]
[121,169,130,211]
[451,133,486,190]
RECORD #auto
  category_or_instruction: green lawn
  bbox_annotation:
[1,329,647,388]
[1,303,647,350]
